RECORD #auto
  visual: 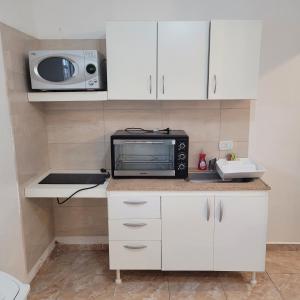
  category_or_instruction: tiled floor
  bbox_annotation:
[28,246,300,300]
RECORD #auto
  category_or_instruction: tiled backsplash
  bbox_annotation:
[45,100,250,171]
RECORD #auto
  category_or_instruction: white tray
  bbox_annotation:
[216,158,265,180]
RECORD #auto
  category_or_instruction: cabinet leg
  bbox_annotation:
[250,272,257,285]
[115,270,122,284]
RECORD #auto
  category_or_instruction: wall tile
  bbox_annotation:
[162,109,220,142]
[161,100,221,110]
[221,100,251,109]
[45,101,103,111]
[104,109,162,140]
[219,141,249,158]
[54,206,108,236]
[104,100,161,110]
[47,125,104,144]
[48,143,106,169]
[188,142,220,170]
[220,109,250,141]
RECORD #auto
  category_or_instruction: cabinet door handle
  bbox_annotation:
[123,223,147,227]
[123,201,147,205]
[206,199,210,221]
[214,74,217,94]
[123,244,147,250]
[149,75,152,94]
[162,75,165,94]
[219,201,223,222]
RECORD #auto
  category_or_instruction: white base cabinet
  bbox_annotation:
[108,191,268,283]
[161,195,214,270]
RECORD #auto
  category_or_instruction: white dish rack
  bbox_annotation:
[216,158,265,180]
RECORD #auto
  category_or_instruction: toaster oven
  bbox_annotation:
[111,130,189,178]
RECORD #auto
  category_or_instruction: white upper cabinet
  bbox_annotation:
[157,22,209,100]
[208,20,262,100]
[106,22,157,100]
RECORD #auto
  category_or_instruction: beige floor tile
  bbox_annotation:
[220,272,282,300]
[114,276,169,300]
[266,250,300,274]
[269,273,300,300]
[168,271,226,300]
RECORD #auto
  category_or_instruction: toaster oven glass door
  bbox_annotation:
[113,139,175,176]
[37,57,76,82]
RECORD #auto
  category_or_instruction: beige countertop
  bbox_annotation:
[107,178,271,192]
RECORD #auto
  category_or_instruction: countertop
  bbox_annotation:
[107,178,270,192]
[25,170,109,198]
[25,170,270,199]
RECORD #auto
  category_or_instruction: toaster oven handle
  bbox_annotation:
[113,140,176,145]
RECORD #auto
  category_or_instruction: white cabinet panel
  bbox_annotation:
[109,219,161,241]
[158,22,209,100]
[209,20,262,100]
[109,241,161,270]
[161,195,214,270]
[106,22,157,100]
[108,195,160,219]
[214,194,268,271]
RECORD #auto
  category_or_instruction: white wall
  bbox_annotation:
[0,35,27,281]
[0,0,35,36]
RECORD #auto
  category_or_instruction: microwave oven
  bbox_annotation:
[111,130,189,178]
[28,50,106,91]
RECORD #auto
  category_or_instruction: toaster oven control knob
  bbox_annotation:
[178,153,186,160]
[86,64,97,74]
[178,142,186,150]
[178,163,186,171]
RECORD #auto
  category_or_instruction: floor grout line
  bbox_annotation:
[266,271,285,300]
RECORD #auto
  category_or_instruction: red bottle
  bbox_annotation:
[198,152,207,170]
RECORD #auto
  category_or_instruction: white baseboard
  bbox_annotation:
[267,241,300,244]
[27,239,56,283]
[55,235,108,245]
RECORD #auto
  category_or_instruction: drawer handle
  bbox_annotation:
[123,244,147,250]
[123,201,147,205]
[123,223,147,227]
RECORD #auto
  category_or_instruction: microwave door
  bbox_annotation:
[113,139,176,176]
[31,51,86,90]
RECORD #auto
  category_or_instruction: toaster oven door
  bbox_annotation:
[113,139,175,176]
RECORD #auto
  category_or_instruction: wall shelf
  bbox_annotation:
[28,91,108,102]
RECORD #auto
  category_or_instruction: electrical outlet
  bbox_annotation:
[219,140,233,151]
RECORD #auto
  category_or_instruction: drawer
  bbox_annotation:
[109,219,161,241]
[108,195,160,219]
[109,241,161,270]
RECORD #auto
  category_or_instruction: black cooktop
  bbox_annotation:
[39,173,107,185]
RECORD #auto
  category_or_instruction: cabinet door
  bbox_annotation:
[157,22,209,100]
[208,20,262,100]
[214,194,268,271]
[162,195,214,270]
[106,22,157,100]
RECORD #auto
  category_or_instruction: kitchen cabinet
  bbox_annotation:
[106,21,209,100]
[161,195,214,270]
[157,22,209,100]
[108,190,268,284]
[208,20,262,100]
[214,194,267,271]
[106,22,157,100]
